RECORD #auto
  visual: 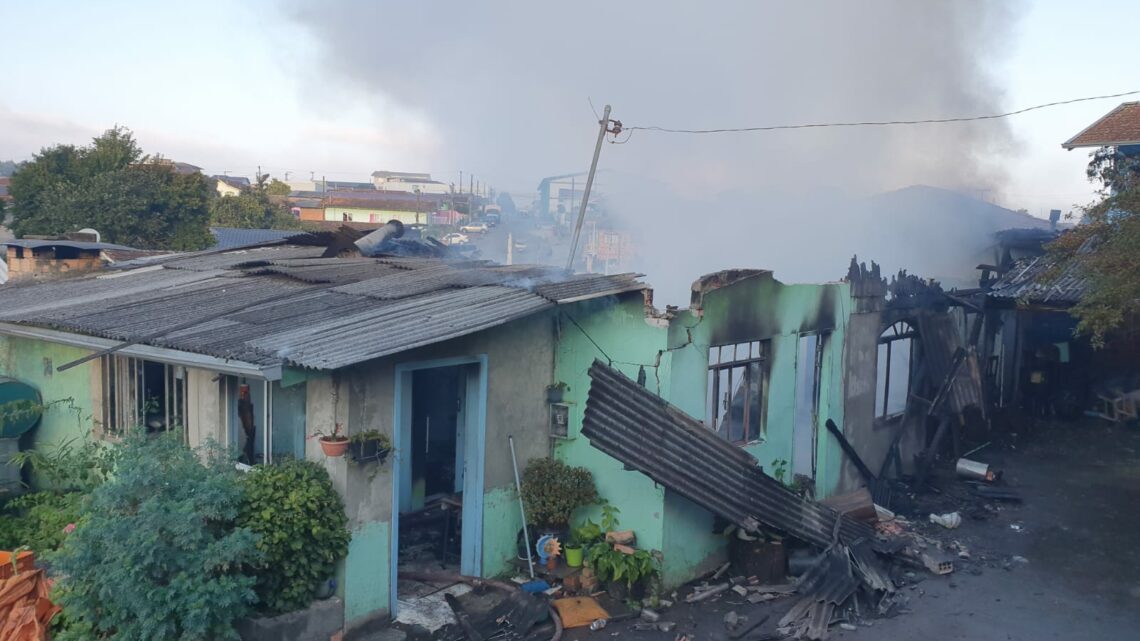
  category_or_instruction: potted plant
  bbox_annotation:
[586,543,658,601]
[348,430,392,464]
[313,424,348,457]
[545,382,568,404]
[520,458,599,540]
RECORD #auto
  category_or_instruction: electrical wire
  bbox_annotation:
[623,89,1140,135]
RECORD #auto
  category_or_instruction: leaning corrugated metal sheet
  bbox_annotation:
[916,312,984,414]
[581,359,882,551]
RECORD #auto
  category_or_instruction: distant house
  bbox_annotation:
[0,238,137,284]
[371,170,451,195]
[213,175,251,197]
[323,190,459,226]
[0,177,11,204]
[1062,101,1140,151]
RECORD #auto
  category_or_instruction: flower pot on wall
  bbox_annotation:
[319,437,349,457]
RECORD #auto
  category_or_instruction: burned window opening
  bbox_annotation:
[876,321,916,419]
[100,355,187,437]
[706,340,769,444]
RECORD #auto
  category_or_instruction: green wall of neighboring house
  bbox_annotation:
[0,335,99,452]
[555,274,856,588]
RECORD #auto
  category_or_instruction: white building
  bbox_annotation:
[371,171,451,195]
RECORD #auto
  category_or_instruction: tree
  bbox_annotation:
[209,173,301,230]
[51,433,260,641]
[266,178,292,196]
[0,160,20,177]
[8,127,214,250]
[1047,147,1140,345]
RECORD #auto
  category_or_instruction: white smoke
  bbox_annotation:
[287,0,1026,303]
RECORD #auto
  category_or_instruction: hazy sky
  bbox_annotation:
[2,0,1137,218]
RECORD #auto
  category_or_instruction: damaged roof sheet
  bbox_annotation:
[581,360,883,551]
[0,245,645,371]
[988,254,1088,306]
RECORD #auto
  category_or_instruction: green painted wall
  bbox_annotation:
[552,274,857,588]
[667,273,851,496]
[344,520,390,625]
[554,295,670,555]
[0,336,99,451]
[482,486,522,577]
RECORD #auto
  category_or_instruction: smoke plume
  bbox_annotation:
[288,1,1025,303]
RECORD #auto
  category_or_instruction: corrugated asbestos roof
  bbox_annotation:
[209,227,308,250]
[0,243,646,371]
[988,254,1088,306]
[581,360,883,552]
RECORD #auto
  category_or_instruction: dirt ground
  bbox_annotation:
[561,417,1140,641]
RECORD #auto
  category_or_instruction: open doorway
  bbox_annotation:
[392,357,487,621]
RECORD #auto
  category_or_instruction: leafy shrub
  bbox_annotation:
[0,491,85,552]
[520,458,599,528]
[586,544,658,588]
[51,432,260,641]
[238,459,351,614]
[8,432,117,492]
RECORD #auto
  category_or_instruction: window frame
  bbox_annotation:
[706,340,769,445]
[876,321,917,419]
[100,355,188,438]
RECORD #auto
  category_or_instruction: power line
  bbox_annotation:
[624,89,1140,135]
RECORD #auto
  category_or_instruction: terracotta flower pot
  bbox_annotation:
[319,437,349,457]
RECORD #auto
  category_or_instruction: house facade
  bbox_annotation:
[0,242,644,634]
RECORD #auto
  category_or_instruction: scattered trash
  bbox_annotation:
[921,551,954,575]
[1011,555,1029,564]
[728,613,771,640]
[590,619,608,631]
[639,608,661,623]
[839,623,858,631]
[685,582,730,603]
[971,486,1022,502]
[711,562,732,581]
[955,457,997,482]
[1009,523,1024,532]
[929,512,962,529]
[731,585,749,597]
[657,622,676,632]
[723,610,742,630]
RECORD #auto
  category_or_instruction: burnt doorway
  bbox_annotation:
[410,366,466,507]
[392,357,487,616]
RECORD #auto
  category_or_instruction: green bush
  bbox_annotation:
[0,491,85,552]
[8,431,118,492]
[238,459,351,614]
[51,432,260,641]
[520,458,599,528]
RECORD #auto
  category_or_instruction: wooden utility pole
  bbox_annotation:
[565,104,611,272]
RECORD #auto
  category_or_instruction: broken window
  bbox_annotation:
[100,355,187,436]
[876,321,916,419]
[706,341,768,444]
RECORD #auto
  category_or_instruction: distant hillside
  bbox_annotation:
[0,160,19,177]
